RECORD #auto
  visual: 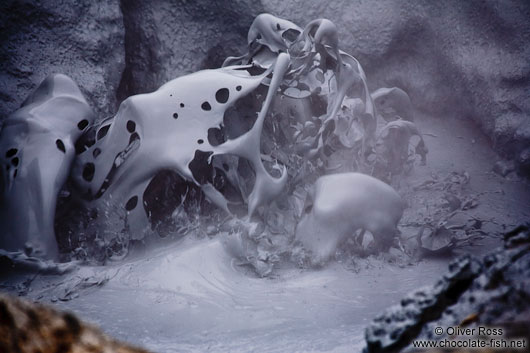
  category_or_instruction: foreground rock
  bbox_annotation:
[0,293,150,353]
[363,224,530,352]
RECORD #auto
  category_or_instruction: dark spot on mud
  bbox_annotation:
[97,125,110,140]
[125,196,138,211]
[5,148,17,158]
[94,132,140,199]
[173,113,178,119]
[129,132,140,144]
[236,85,242,91]
[201,101,212,111]
[180,103,185,108]
[56,139,66,153]
[75,125,96,154]
[215,88,229,104]
[126,120,136,133]
[197,139,204,144]
[189,150,214,185]
[77,119,89,130]
[143,171,190,232]
[207,127,226,146]
[247,65,266,76]
[82,163,95,182]
[223,87,265,139]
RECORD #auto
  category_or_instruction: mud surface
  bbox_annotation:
[1,111,528,352]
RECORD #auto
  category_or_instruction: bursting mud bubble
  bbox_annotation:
[1,14,426,269]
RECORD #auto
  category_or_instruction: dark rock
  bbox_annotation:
[364,255,482,353]
[363,224,530,352]
[0,0,125,120]
[116,0,266,101]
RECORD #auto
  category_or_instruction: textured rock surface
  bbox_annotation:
[0,0,125,119]
[363,224,530,352]
[0,293,151,353]
[1,0,529,173]
[262,0,530,172]
[116,0,266,101]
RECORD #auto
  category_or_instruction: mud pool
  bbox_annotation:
[7,238,450,352]
[2,112,529,352]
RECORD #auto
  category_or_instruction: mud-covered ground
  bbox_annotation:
[1,112,529,352]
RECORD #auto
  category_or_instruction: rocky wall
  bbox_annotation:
[1,0,529,173]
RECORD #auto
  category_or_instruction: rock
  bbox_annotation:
[116,0,265,101]
[262,0,530,175]
[363,224,530,352]
[2,0,529,174]
[364,255,482,353]
[0,0,125,119]
[0,293,152,352]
